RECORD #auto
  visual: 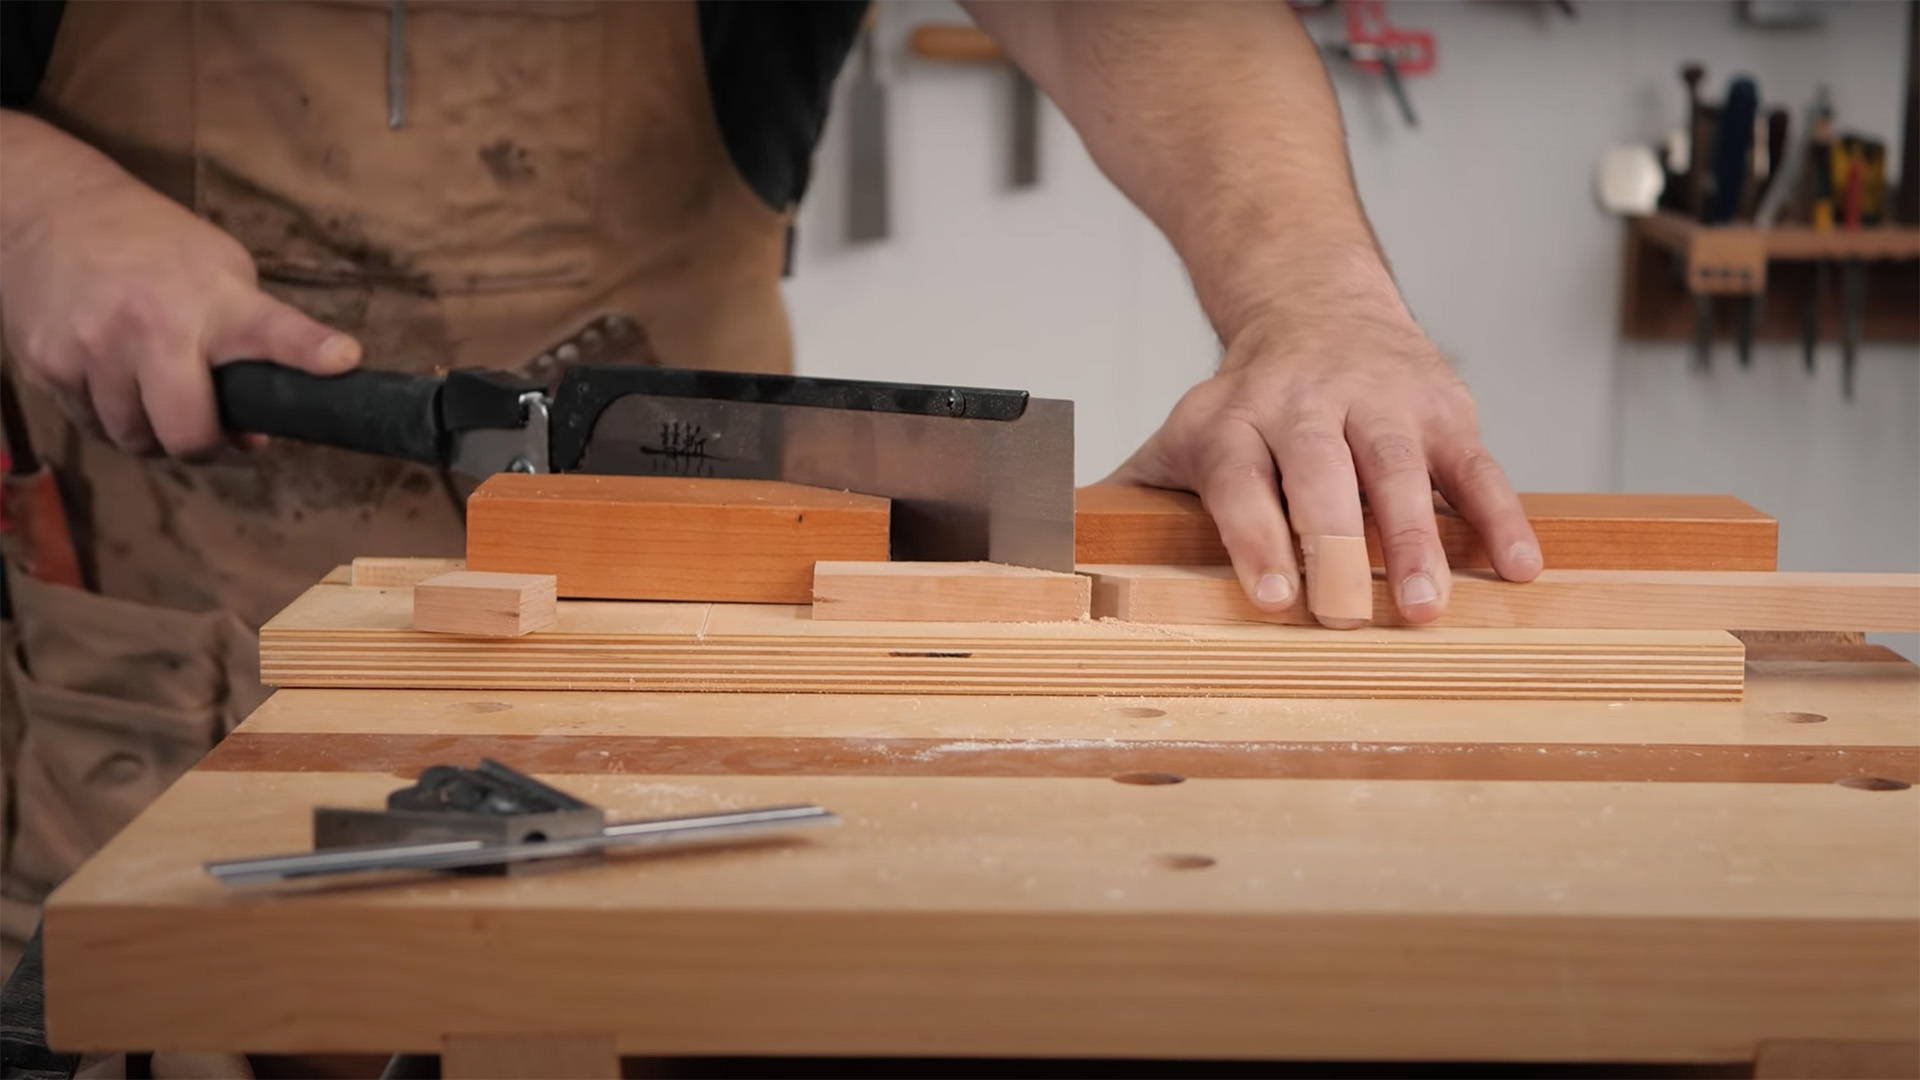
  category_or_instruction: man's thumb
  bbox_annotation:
[211,291,362,375]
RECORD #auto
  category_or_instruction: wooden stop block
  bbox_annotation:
[466,474,891,603]
[1074,484,1779,571]
[812,561,1092,622]
[412,571,557,637]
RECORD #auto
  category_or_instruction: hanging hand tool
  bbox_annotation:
[907,24,1042,189]
[1324,1,1434,130]
[1757,85,1827,226]
[1691,293,1715,371]
[211,316,1077,570]
[846,12,892,242]
[207,759,839,886]
[1839,257,1866,399]
[1753,106,1791,213]
[1705,76,1758,224]
[1801,258,1827,373]
[1681,63,1711,218]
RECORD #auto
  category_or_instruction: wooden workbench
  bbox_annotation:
[42,642,1920,1076]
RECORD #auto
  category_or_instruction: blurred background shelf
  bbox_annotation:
[1621,214,1920,342]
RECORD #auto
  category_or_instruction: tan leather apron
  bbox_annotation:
[1,0,795,969]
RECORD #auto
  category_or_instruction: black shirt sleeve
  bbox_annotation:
[697,0,867,212]
[1,0,66,109]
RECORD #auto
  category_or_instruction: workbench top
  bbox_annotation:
[43,648,1920,1068]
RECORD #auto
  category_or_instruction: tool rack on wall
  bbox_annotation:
[1619,213,1920,357]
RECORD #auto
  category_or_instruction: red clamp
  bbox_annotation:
[1342,0,1436,76]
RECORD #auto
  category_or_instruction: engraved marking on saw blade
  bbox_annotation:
[637,421,722,477]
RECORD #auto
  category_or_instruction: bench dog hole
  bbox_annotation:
[1113,771,1185,786]
[1837,776,1911,792]
[1159,853,1216,871]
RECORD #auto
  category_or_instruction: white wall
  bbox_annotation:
[784,0,1918,648]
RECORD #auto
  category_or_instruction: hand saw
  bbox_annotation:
[212,356,1075,572]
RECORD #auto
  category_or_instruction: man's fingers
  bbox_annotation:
[208,290,361,374]
[84,366,159,455]
[1194,420,1300,612]
[1431,436,1542,582]
[1350,416,1448,623]
[1271,416,1370,628]
[136,339,226,459]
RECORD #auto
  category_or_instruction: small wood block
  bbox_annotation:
[1075,485,1779,571]
[466,474,890,603]
[441,1032,618,1080]
[812,561,1091,622]
[1086,566,1920,632]
[411,571,556,637]
[351,556,466,587]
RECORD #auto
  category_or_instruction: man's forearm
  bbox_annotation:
[0,110,139,259]
[961,1,1407,348]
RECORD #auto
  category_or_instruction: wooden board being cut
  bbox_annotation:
[465,474,890,603]
[812,561,1090,622]
[1087,566,1920,632]
[1075,485,1779,570]
[259,576,1745,700]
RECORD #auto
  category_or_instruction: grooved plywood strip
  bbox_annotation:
[812,561,1090,621]
[1075,485,1780,570]
[260,581,1744,700]
[1085,566,1920,632]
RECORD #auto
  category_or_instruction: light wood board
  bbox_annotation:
[1087,565,1920,632]
[412,571,557,637]
[44,657,1920,1059]
[43,651,1920,1062]
[812,561,1091,622]
[466,474,889,603]
[1075,485,1780,570]
[350,557,466,588]
[259,581,1745,700]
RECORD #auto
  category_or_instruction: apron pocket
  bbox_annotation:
[6,651,218,897]
[3,576,240,898]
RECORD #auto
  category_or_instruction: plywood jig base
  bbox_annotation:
[263,576,1745,700]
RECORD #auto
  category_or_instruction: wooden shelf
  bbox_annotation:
[1621,216,1920,345]
[1638,212,1920,263]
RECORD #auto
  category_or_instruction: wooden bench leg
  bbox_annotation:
[441,1033,618,1080]
[1754,1039,1920,1079]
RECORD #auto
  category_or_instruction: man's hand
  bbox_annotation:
[963,2,1543,625]
[1109,314,1542,627]
[1,111,360,459]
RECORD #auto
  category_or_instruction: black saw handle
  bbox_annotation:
[213,362,447,465]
